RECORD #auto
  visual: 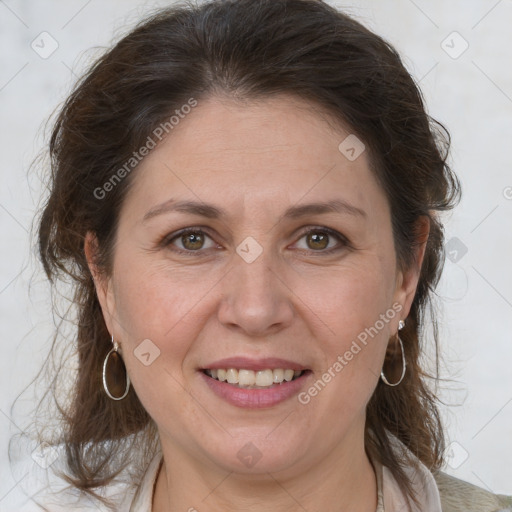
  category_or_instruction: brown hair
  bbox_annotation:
[34,0,460,508]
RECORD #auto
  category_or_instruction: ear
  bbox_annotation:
[393,216,430,320]
[84,231,116,336]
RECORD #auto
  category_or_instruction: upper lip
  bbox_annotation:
[202,357,308,372]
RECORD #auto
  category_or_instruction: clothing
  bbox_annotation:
[434,470,512,512]
[27,443,512,511]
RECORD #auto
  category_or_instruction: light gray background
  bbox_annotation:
[1,0,511,510]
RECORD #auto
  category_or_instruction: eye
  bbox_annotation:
[161,226,349,255]
[293,227,348,253]
[164,228,218,253]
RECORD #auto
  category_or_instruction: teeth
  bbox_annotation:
[226,368,238,384]
[255,369,273,386]
[273,368,284,383]
[205,368,304,388]
[238,369,255,386]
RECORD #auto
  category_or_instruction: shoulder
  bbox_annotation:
[433,470,512,512]
[386,434,512,512]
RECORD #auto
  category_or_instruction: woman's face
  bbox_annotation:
[91,94,422,477]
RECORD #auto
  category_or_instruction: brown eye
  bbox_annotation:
[164,228,217,253]
[294,227,348,253]
[181,231,205,250]
[306,231,329,250]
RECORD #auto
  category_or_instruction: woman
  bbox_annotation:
[30,0,511,510]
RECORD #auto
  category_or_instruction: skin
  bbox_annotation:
[86,94,427,512]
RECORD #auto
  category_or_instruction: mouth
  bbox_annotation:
[201,368,310,389]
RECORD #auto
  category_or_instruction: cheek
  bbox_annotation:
[110,266,210,429]
[111,252,217,340]
[297,254,397,339]
[109,256,218,397]
[295,256,397,409]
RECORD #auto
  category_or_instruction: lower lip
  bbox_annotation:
[200,371,311,408]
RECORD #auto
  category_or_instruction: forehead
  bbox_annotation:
[151,94,352,169]
[123,94,385,219]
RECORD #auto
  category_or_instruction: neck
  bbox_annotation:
[153,432,377,512]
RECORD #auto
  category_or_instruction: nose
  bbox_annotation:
[217,246,294,337]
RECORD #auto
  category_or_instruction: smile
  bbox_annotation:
[200,368,312,408]
[203,368,305,388]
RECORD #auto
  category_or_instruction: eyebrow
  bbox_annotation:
[142,198,366,222]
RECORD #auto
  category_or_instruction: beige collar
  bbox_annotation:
[371,452,443,512]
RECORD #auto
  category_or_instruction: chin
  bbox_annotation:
[200,433,308,475]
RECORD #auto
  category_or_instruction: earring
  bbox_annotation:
[380,319,406,387]
[102,335,131,400]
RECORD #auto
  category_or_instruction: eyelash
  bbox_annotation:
[161,226,350,256]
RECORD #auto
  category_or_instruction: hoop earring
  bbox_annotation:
[380,319,406,387]
[102,336,130,400]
